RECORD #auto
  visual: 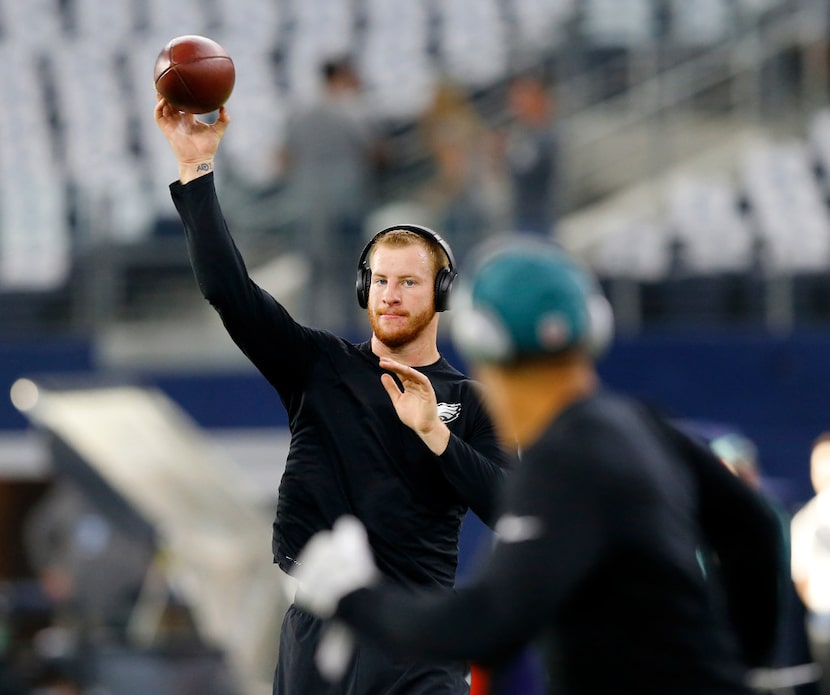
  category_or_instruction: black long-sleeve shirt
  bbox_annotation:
[170,173,511,588]
[337,391,782,694]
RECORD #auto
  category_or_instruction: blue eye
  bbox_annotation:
[404,279,415,287]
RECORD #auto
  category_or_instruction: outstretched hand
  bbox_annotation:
[154,97,230,182]
[379,357,450,455]
[292,516,379,619]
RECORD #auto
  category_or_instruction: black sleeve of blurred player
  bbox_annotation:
[650,412,783,668]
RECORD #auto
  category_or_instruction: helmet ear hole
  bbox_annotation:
[434,267,458,312]
[585,294,614,357]
[356,224,457,312]
[450,294,515,363]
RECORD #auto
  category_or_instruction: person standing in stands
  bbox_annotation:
[279,56,381,332]
[501,74,559,237]
[154,97,511,695]
[292,235,783,694]
[791,432,830,695]
[415,80,509,264]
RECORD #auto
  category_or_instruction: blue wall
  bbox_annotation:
[0,339,96,430]
[597,330,829,509]
[3,329,827,509]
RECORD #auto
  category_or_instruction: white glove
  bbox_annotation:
[291,515,379,619]
[316,620,356,683]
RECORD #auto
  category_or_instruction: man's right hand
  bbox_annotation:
[154,96,230,183]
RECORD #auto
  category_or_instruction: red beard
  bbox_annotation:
[369,305,436,348]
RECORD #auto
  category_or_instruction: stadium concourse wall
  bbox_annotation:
[1,329,824,515]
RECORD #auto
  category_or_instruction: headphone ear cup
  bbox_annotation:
[356,267,371,309]
[434,268,457,312]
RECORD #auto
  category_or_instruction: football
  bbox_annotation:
[154,35,235,114]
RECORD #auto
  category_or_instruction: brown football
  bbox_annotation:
[154,35,235,114]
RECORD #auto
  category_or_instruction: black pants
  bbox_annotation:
[273,604,470,695]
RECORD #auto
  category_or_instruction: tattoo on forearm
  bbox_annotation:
[196,162,212,173]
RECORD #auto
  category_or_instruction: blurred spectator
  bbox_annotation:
[22,479,155,645]
[710,431,771,494]
[501,74,560,237]
[21,479,236,693]
[710,431,818,686]
[415,80,509,263]
[0,589,27,695]
[27,626,84,695]
[792,433,830,695]
[280,56,382,332]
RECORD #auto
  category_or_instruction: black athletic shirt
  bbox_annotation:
[337,391,782,694]
[170,173,512,589]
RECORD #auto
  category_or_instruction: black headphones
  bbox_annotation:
[355,224,458,311]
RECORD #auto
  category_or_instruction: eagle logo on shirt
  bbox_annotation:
[437,402,462,423]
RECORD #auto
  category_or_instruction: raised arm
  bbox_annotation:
[154,97,312,390]
[154,96,228,183]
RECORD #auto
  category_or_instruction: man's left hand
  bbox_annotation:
[379,357,450,455]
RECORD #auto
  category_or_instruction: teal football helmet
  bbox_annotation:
[450,236,614,364]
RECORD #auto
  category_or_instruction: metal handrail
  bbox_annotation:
[556,0,828,209]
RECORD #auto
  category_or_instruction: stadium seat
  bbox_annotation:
[508,0,576,54]
[438,0,508,88]
[594,219,673,282]
[666,175,755,273]
[580,0,657,47]
[668,0,734,47]
[740,140,830,273]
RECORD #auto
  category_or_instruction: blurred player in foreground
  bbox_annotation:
[154,99,512,694]
[293,236,784,694]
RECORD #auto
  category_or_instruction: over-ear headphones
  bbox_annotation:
[355,224,458,311]
[450,235,614,364]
